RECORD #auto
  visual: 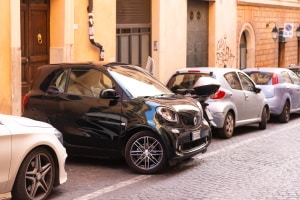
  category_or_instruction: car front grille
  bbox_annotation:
[178,111,202,128]
[181,136,208,152]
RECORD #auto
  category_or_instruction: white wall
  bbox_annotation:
[152,0,187,83]
[214,0,237,68]
[11,0,22,115]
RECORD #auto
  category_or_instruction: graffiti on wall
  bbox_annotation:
[216,35,235,67]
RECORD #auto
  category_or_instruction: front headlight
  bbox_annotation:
[157,107,179,123]
[53,129,64,144]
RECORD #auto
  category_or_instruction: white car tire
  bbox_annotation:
[12,147,56,200]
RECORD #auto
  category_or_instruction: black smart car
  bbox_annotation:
[22,62,211,174]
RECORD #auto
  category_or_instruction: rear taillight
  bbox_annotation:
[22,93,29,111]
[272,73,278,85]
[210,90,226,99]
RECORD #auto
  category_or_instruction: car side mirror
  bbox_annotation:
[46,86,63,95]
[100,89,120,99]
[254,85,261,93]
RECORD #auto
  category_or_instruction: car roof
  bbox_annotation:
[39,61,125,70]
[30,62,136,91]
[288,66,300,69]
[243,67,291,73]
[173,67,244,75]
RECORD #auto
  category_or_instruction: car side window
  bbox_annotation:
[167,73,210,92]
[51,69,68,92]
[166,75,184,92]
[288,71,300,85]
[67,69,114,97]
[224,72,242,90]
[281,71,292,83]
[238,72,255,92]
[247,72,272,85]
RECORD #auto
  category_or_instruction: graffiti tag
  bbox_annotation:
[216,36,235,67]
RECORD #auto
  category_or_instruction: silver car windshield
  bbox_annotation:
[108,65,172,98]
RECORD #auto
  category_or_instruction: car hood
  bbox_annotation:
[142,95,201,112]
[0,114,58,134]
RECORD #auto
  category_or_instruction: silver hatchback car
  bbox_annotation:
[166,67,270,139]
[244,67,300,123]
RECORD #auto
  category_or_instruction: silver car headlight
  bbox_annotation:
[196,101,202,110]
[53,129,64,144]
[157,107,179,123]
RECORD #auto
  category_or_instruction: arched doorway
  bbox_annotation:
[240,32,247,69]
[239,23,255,69]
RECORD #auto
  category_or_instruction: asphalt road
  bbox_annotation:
[49,114,300,200]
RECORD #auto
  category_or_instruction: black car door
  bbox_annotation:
[43,67,124,156]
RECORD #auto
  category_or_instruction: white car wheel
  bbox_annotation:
[12,147,56,200]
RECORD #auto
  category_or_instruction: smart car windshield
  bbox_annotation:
[108,65,172,98]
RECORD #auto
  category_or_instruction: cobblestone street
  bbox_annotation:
[94,118,300,200]
[46,115,300,200]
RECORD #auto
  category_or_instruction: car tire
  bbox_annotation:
[12,147,56,200]
[278,101,290,123]
[125,131,167,174]
[258,106,267,130]
[218,112,234,139]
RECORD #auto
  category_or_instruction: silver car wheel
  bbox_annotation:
[259,106,267,129]
[130,136,163,168]
[225,114,234,134]
[218,112,234,139]
[279,101,290,123]
[125,131,167,174]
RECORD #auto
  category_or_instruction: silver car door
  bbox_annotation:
[280,71,297,110]
[238,72,262,119]
[223,72,246,121]
[287,70,300,110]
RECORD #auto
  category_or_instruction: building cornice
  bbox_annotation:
[238,0,300,8]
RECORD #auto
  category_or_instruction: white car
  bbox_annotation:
[0,114,67,200]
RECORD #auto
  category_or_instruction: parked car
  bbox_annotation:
[244,67,300,123]
[166,67,269,139]
[0,114,67,200]
[288,64,300,78]
[22,62,211,174]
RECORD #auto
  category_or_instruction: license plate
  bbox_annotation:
[191,130,201,141]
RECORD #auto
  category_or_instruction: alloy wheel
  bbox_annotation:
[12,148,55,200]
[125,131,167,174]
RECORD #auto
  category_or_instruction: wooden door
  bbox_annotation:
[21,0,50,97]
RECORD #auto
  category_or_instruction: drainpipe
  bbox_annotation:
[87,0,104,61]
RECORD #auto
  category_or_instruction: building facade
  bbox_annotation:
[237,0,300,69]
[1,0,300,115]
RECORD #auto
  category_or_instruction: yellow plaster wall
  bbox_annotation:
[74,0,116,62]
[151,0,160,79]
[0,1,12,114]
[50,0,65,47]
[208,3,216,67]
